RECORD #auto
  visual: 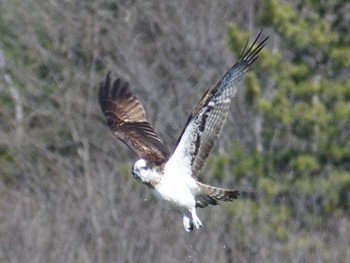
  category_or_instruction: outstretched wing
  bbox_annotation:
[167,31,268,177]
[99,73,170,165]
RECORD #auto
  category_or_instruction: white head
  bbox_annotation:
[131,159,152,183]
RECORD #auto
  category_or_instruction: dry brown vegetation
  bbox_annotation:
[0,1,349,262]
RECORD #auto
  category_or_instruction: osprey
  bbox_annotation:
[99,32,267,232]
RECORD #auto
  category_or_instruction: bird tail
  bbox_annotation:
[195,182,239,208]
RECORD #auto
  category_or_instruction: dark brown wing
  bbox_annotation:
[167,31,268,177]
[99,73,170,164]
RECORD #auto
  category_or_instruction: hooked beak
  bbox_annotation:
[131,169,141,181]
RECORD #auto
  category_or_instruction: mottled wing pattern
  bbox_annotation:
[169,32,268,177]
[195,182,239,208]
[99,73,170,164]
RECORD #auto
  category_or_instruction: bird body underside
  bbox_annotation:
[151,177,239,210]
[150,173,198,211]
[149,168,239,231]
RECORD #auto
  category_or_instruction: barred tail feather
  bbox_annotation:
[195,182,239,208]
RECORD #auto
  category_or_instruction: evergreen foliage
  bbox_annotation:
[209,0,350,258]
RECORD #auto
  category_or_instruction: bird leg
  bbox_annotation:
[191,208,203,229]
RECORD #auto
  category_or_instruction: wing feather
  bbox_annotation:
[99,73,170,164]
[168,31,268,177]
[195,182,239,208]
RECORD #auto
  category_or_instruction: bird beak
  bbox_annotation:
[131,170,141,181]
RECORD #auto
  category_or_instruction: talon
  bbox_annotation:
[183,215,193,232]
[191,208,203,230]
[185,222,194,232]
[193,218,202,229]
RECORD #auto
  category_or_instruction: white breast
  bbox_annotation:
[151,165,198,211]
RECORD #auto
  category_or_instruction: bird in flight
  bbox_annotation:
[99,32,268,232]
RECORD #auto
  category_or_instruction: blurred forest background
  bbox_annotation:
[0,0,349,262]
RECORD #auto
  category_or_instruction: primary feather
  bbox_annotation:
[168,31,268,178]
[99,73,170,164]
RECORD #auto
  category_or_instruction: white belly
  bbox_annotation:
[151,175,197,211]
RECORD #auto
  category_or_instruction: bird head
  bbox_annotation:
[131,159,153,184]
